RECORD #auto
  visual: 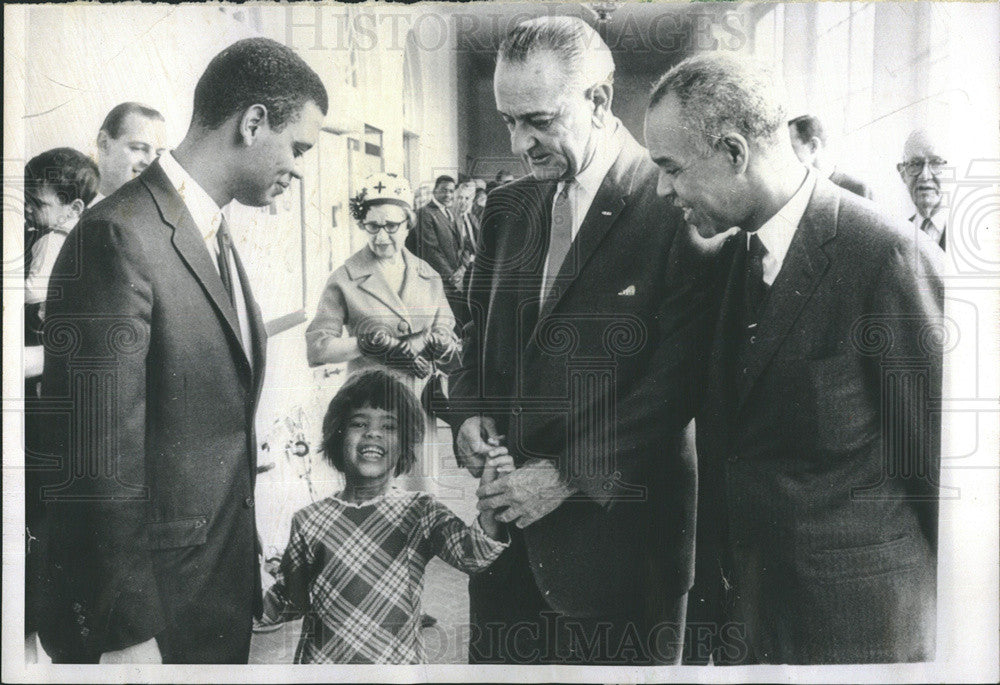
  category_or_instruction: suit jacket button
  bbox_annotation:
[511,405,522,415]
[80,627,90,637]
[76,615,86,625]
[398,321,410,335]
[244,496,255,508]
[72,602,82,613]
[749,335,757,344]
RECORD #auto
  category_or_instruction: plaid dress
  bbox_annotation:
[265,487,507,664]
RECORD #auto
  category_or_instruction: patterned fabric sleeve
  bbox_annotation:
[420,495,508,574]
[265,509,314,622]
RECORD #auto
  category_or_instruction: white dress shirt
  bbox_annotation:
[25,224,73,307]
[910,207,947,247]
[540,121,623,298]
[158,152,253,361]
[752,168,817,286]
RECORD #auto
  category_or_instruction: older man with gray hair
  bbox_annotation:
[645,53,942,664]
[446,16,706,664]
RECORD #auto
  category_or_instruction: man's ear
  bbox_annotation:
[808,137,822,156]
[238,104,269,147]
[588,82,613,127]
[96,129,110,152]
[68,198,86,218]
[720,133,750,174]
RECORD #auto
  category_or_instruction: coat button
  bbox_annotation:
[76,615,86,625]
[244,496,255,508]
[397,321,410,334]
[511,405,522,415]
[80,627,90,637]
[749,335,757,344]
[72,602,82,613]
[742,367,749,375]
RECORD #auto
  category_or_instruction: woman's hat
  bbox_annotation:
[350,172,412,221]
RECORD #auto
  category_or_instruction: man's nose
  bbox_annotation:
[916,160,935,181]
[510,124,536,158]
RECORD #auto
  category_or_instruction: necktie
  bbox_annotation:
[744,232,768,330]
[216,217,235,307]
[920,216,944,248]
[542,180,575,307]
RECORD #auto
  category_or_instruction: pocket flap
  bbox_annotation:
[147,516,209,549]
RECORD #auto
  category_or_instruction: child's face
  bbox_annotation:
[341,405,402,483]
[25,186,78,232]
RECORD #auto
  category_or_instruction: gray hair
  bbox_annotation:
[498,16,615,91]
[649,53,788,155]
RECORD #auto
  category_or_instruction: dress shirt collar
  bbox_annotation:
[750,167,816,274]
[556,119,623,201]
[912,205,948,234]
[158,151,225,242]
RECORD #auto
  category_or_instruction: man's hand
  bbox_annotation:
[476,458,576,529]
[456,416,504,478]
[99,637,162,664]
[687,223,740,254]
[449,266,467,290]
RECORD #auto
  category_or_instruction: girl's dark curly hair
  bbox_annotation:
[320,369,425,477]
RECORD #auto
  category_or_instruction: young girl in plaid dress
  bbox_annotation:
[261,369,511,664]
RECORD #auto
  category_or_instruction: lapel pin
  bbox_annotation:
[601,210,613,216]
[618,285,636,296]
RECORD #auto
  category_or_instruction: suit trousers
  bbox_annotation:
[468,527,687,665]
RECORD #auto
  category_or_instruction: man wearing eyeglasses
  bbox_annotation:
[898,129,948,250]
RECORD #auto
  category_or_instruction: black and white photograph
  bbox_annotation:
[2,1,998,682]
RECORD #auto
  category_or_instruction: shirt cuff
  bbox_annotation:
[471,514,510,548]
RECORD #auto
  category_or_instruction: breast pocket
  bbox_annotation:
[808,353,878,453]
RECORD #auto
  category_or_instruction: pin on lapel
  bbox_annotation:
[618,285,636,296]
[601,210,613,216]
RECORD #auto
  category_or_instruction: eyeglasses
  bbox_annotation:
[361,220,406,235]
[897,158,947,177]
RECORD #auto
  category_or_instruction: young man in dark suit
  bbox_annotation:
[646,53,942,664]
[446,16,707,665]
[38,38,327,664]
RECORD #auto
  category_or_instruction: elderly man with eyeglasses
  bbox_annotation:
[898,129,949,250]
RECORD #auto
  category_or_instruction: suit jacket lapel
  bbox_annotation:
[144,162,252,377]
[230,245,267,391]
[737,182,838,408]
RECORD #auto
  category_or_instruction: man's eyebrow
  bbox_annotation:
[500,109,556,120]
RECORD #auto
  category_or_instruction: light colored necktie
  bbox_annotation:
[542,180,575,307]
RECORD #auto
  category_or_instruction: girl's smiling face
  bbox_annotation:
[341,405,401,483]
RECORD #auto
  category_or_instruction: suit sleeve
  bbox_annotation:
[867,234,944,550]
[418,211,457,281]
[564,224,713,507]
[439,203,498,441]
[42,217,165,653]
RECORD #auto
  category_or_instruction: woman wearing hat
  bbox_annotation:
[306,172,460,392]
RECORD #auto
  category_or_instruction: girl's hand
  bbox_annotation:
[479,450,513,487]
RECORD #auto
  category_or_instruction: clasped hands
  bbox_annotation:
[358,328,458,379]
[457,415,576,529]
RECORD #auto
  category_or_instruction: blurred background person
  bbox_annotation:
[93,102,167,204]
[898,128,949,250]
[788,114,872,199]
[23,148,99,663]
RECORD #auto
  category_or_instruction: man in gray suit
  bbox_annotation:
[788,114,873,199]
[646,53,942,664]
[39,38,327,664]
[898,128,949,250]
[448,16,705,664]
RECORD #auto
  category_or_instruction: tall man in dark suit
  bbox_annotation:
[448,16,706,664]
[898,128,949,250]
[646,53,943,664]
[37,38,328,664]
[788,114,873,199]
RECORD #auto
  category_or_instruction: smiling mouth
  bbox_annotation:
[358,445,385,460]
